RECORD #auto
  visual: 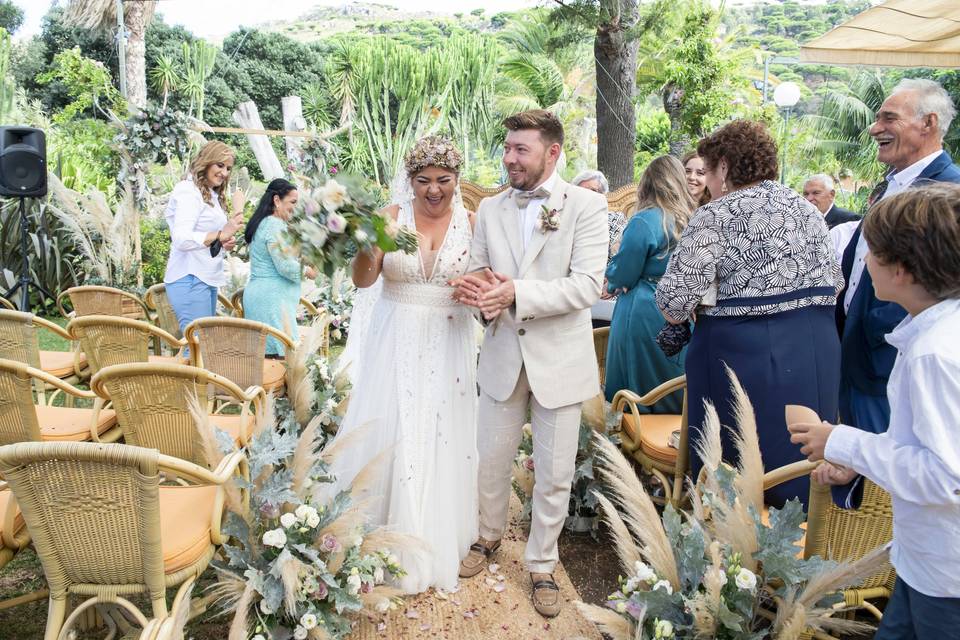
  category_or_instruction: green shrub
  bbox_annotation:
[140,216,170,288]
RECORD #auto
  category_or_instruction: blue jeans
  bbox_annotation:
[875,577,960,639]
[165,274,217,356]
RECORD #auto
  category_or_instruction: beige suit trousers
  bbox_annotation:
[477,366,582,574]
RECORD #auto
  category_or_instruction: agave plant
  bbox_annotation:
[576,368,890,640]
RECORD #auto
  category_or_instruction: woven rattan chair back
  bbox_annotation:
[67,315,182,376]
[0,310,42,369]
[144,284,183,339]
[0,359,44,444]
[58,285,150,320]
[0,441,166,605]
[0,296,15,311]
[230,289,245,317]
[185,317,292,391]
[90,363,231,466]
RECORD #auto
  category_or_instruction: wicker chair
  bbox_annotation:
[184,317,292,394]
[0,358,121,445]
[0,483,27,571]
[459,180,639,217]
[612,376,690,507]
[763,460,895,637]
[57,285,151,320]
[144,284,235,341]
[0,309,88,405]
[91,362,265,462]
[0,440,246,640]
[67,315,187,375]
[0,296,14,311]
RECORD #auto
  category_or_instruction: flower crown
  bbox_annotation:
[403,135,463,175]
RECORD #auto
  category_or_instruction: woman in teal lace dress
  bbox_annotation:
[243,178,316,356]
[604,156,694,412]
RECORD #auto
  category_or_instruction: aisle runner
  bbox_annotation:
[350,495,602,640]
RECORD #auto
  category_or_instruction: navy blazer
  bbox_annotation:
[833,151,960,508]
[837,150,960,397]
[824,204,859,229]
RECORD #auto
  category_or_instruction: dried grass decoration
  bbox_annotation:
[576,368,890,640]
[284,174,418,277]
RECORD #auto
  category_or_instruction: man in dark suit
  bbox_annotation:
[803,174,860,228]
[828,79,960,507]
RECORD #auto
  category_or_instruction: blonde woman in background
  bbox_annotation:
[603,155,694,411]
[163,141,245,342]
[682,150,711,206]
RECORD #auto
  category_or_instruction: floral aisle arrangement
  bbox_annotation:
[301,270,355,343]
[576,371,890,640]
[511,398,621,536]
[284,175,418,277]
[284,319,351,433]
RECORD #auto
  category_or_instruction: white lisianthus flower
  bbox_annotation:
[280,513,298,529]
[319,179,349,212]
[253,635,267,640]
[262,527,287,549]
[300,613,318,629]
[655,619,674,638]
[295,504,319,524]
[633,560,656,583]
[293,625,308,640]
[373,566,385,584]
[306,512,321,528]
[325,398,337,412]
[735,567,757,591]
[615,600,627,613]
[259,599,275,614]
[327,212,347,234]
[622,577,640,594]
[347,573,363,595]
[354,229,369,243]
[652,580,673,595]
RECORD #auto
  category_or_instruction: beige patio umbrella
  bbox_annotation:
[800,0,960,68]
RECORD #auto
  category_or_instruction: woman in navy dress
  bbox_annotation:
[604,156,694,412]
[656,120,842,508]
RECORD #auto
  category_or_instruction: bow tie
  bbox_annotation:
[514,187,550,209]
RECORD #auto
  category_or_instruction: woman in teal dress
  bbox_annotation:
[604,155,695,412]
[243,178,316,356]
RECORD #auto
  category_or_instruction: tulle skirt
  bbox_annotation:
[325,284,480,593]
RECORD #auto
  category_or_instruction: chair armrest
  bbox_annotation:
[55,291,74,319]
[264,325,296,349]
[763,460,819,491]
[299,297,321,317]
[24,364,96,400]
[32,315,72,341]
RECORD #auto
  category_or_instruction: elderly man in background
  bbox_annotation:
[803,173,859,229]
[828,78,960,510]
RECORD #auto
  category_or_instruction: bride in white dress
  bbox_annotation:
[328,136,479,593]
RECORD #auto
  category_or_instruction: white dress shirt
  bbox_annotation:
[825,298,960,598]
[843,150,943,312]
[163,179,228,287]
[517,171,559,251]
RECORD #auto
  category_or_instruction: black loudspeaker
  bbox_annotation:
[0,126,47,197]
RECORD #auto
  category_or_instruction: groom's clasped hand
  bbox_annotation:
[449,268,515,321]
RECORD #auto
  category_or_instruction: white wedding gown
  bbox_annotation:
[326,200,479,593]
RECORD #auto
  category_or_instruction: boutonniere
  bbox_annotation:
[538,194,566,233]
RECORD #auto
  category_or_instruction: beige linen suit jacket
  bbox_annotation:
[467,178,609,409]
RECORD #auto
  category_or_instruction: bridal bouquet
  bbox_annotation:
[577,371,890,640]
[285,175,418,277]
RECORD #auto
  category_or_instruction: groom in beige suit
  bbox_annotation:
[452,110,608,617]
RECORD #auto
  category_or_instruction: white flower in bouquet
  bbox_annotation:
[354,229,368,243]
[652,579,673,595]
[373,566,385,584]
[522,423,533,437]
[622,577,640,594]
[319,179,350,212]
[253,635,266,640]
[262,527,287,549]
[388,554,399,566]
[301,219,329,247]
[280,513,298,529]
[293,625,308,640]
[615,601,627,613]
[654,619,674,638]
[735,567,757,591]
[295,504,319,525]
[259,599,275,615]
[347,573,363,595]
[633,560,656,583]
[327,212,347,234]
[300,613,318,630]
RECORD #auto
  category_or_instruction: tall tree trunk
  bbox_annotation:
[595,0,639,190]
[122,0,155,110]
[662,83,690,157]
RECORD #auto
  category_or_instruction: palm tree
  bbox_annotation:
[64,0,157,110]
[148,53,179,111]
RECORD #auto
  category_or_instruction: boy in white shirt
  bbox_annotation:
[789,182,960,639]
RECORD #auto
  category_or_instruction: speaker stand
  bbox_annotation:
[3,197,55,311]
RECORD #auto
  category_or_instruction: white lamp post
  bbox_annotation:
[773,82,801,183]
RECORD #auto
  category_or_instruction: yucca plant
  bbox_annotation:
[149,53,181,111]
[180,40,218,121]
[576,369,890,640]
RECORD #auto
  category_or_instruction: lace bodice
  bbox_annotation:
[381,201,472,305]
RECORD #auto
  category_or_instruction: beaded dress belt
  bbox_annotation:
[381,281,459,307]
